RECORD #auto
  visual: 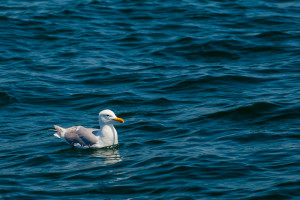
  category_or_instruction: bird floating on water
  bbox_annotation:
[54,109,124,149]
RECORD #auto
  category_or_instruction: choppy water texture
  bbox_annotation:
[1,0,300,199]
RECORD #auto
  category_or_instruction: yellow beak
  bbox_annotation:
[113,117,124,123]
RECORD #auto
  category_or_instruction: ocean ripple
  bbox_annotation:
[1,0,300,199]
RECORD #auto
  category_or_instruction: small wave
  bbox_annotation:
[0,92,19,106]
[132,121,168,132]
[161,75,269,92]
[255,31,292,39]
[79,73,143,85]
[206,102,282,120]
[268,105,300,121]
[145,97,174,106]
[155,39,243,61]
[144,139,166,145]
[217,132,283,144]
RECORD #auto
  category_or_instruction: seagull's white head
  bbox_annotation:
[98,109,124,125]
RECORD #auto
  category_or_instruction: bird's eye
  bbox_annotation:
[106,115,110,117]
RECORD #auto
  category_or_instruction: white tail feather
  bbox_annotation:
[54,125,66,138]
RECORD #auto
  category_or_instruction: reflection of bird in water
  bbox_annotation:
[53,110,124,149]
[91,147,122,164]
[57,146,122,170]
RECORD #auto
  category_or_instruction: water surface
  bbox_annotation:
[1,0,300,199]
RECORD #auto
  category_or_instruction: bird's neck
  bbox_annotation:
[99,123,118,146]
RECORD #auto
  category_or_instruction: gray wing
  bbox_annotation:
[76,126,99,147]
[64,127,87,147]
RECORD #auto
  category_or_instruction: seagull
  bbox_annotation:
[53,109,124,149]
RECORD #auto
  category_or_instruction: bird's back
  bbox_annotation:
[54,125,99,147]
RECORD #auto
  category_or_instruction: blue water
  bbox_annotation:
[1,0,300,199]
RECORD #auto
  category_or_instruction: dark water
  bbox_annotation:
[1,0,300,199]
